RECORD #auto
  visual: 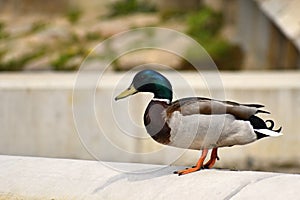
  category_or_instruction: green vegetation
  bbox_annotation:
[0,50,45,71]
[108,0,156,17]
[51,53,76,71]
[186,7,222,42]
[185,7,242,70]
[85,31,102,41]
[1,20,47,40]
[51,47,85,71]
[0,22,8,40]
[0,50,6,61]
[66,7,83,24]
[30,21,47,33]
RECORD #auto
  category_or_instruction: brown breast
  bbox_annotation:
[143,100,171,145]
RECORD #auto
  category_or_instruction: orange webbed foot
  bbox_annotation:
[174,149,209,176]
[174,166,202,176]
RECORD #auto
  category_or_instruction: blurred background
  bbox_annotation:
[0,0,299,173]
[1,0,299,71]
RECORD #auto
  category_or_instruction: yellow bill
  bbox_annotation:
[115,84,138,101]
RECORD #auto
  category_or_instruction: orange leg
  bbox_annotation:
[204,148,219,169]
[174,149,208,176]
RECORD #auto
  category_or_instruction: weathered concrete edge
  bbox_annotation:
[0,71,299,89]
[0,155,299,200]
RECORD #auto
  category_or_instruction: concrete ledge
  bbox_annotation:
[0,155,300,199]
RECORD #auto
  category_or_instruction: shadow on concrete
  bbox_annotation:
[93,165,182,193]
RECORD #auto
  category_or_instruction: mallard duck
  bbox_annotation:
[115,70,282,175]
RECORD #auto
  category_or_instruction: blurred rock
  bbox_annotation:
[63,55,83,70]
[154,0,202,13]
[92,14,160,38]
[0,37,43,70]
[0,0,69,15]
[24,57,51,71]
[5,23,32,38]
[34,25,72,44]
[116,49,183,70]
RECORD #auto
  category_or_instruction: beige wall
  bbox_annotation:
[0,71,299,172]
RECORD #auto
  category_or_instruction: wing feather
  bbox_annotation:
[166,97,267,120]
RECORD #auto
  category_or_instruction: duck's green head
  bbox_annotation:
[115,70,173,102]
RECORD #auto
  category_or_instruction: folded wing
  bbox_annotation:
[166,97,268,120]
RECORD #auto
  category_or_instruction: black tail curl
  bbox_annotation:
[265,119,282,133]
[249,116,282,132]
[249,116,282,139]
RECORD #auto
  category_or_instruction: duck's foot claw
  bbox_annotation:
[203,162,215,169]
[174,166,202,176]
[203,163,215,169]
[203,159,218,169]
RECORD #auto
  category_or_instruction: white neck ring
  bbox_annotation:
[152,98,170,104]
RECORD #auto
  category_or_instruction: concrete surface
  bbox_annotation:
[0,71,299,172]
[0,155,299,200]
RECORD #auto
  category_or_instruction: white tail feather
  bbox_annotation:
[255,129,283,137]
